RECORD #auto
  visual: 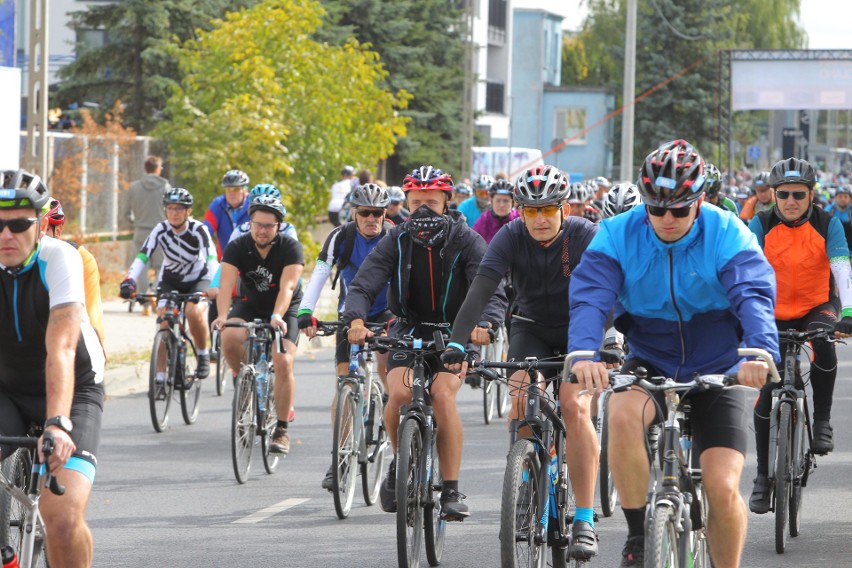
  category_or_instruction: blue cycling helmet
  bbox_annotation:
[249,183,281,201]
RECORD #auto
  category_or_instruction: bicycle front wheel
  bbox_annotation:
[775,403,792,553]
[215,346,227,396]
[397,418,424,568]
[500,439,546,568]
[332,384,359,519]
[362,380,388,505]
[647,503,680,568]
[789,404,807,538]
[148,329,176,432]
[424,432,445,567]
[598,390,617,518]
[261,372,279,475]
[179,341,202,425]
[231,367,256,484]
[0,450,49,568]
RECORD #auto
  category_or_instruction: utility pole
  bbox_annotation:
[619,0,637,181]
[25,0,49,177]
[461,0,475,179]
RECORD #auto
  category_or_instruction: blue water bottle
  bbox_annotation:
[256,353,269,412]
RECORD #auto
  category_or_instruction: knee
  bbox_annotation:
[560,394,590,424]
[430,387,456,415]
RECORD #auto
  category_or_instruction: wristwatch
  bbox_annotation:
[476,320,492,329]
[44,415,73,434]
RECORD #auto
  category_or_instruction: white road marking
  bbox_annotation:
[232,498,310,524]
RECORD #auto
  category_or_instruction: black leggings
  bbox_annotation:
[753,301,838,475]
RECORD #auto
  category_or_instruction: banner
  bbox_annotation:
[731,59,852,110]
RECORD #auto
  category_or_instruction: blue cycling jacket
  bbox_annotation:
[568,204,780,380]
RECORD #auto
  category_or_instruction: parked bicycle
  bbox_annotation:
[221,320,284,484]
[139,291,207,432]
[0,429,65,568]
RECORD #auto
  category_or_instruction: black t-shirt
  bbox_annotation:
[407,242,445,323]
[221,233,305,312]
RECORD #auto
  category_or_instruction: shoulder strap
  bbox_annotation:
[331,222,358,290]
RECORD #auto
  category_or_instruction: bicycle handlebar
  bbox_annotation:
[136,291,207,304]
[0,431,65,495]
[366,331,446,353]
[314,320,389,337]
[220,320,285,353]
[778,326,835,342]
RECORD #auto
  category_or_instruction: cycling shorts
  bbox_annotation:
[157,278,211,308]
[508,318,568,382]
[0,384,103,484]
[385,322,475,376]
[228,296,301,345]
[335,310,394,365]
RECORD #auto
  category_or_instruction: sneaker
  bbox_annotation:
[749,474,771,514]
[569,520,598,560]
[269,427,290,455]
[620,536,644,567]
[440,489,470,521]
[321,466,334,491]
[812,419,834,454]
[196,353,210,379]
[380,459,397,512]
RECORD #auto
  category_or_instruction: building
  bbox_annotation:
[470,0,513,147]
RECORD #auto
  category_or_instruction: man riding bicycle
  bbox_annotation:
[747,157,852,513]
[213,196,304,455]
[442,165,602,560]
[568,140,780,568]
[120,187,218,379]
[344,166,507,521]
[0,169,105,568]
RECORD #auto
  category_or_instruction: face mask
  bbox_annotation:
[406,205,449,247]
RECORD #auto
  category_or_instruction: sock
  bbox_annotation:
[156,371,167,383]
[573,507,595,527]
[624,507,646,538]
[443,480,458,494]
[277,420,289,429]
[197,349,209,356]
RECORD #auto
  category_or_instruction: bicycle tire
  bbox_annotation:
[179,339,202,425]
[231,367,256,484]
[646,502,680,568]
[396,418,424,568]
[261,371,279,475]
[148,330,175,432]
[0,449,49,567]
[689,482,712,568]
[332,384,359,519]
[484,378,497,424]
[361,380,387,505]
[215,347,227,396]
[500,439,546,568]
[775,403,792,553]
[424,431,445,567]
[598,391,617,518]
[789,404,805,538]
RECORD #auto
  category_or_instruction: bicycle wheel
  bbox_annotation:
[0,450,49,567]
[396,418,424,568]
[689,482,712,568]
[231,367,256,484]
[362,380,388,505]
[646,502,680,568]
[789,404,808,539]
[484,378,498,424]
[148,329,176,433]
[424,433,445,567]
[179,340,202,425]
[598,391,617,518]
[775,403,792,553]
[332,384,359,519]
[500,439,546,568]
[261,372,279,474]
[215,346,227,396]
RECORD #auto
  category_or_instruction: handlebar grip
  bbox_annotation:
[276,330,286,354]
[40,431,66,496]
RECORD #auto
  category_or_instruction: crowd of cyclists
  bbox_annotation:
[3,136,852,567]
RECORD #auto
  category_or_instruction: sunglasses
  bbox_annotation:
[521,205,561,219]
[356,208,385,219]
[646,205,693,218]
[0,217,38,234]
[250,220,279,231]
[775,190,809,201]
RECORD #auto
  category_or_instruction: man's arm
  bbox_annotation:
[272,264,304,323]
[43,303,82,470]
[215,262,239,324]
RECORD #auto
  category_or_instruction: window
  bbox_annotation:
[488,0,507,30]
[485,81,504,114]
[555,107,587,145]
[75,29,107,56]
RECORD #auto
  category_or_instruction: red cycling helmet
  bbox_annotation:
[45,198,66,227]
[402,166,454,193]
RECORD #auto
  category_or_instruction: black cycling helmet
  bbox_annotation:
[753,171,771,188]
[489,179,513,197]
[222,169,249,188]
[601,182,642,218]
[513,165,570,206]
[638,139,706,208]
[349,183,390,208]
[248,195,286,222]
[0,169,50,211]
[768,157,816,189]
[163,187,193,207]
[703,163,723,200]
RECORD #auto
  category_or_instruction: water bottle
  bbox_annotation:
[549,444,558,486]
[256,353,269,412]
[1,546,19,568]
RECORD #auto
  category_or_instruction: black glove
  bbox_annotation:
[440,343,467,367]
[297,312,318,330]
[835,317,852,335]
[119,278,137,300]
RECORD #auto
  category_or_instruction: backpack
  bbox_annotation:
[330,220,393,289]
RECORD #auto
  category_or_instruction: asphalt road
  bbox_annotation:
[89,339,852,567]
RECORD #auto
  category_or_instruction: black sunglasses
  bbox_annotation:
[775,190,809,201]
[0,217,38,234]
[356,209,385,218]
[646,205,692,218]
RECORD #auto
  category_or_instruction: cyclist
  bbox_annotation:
[568,140,779,568]
[471,178,520,244]
[227,184,299,243]
[825,185,852,252]
[450,182,472,210]
[41,198,105,349]
[591,175,611,210]
[747,157,852,513]
[344,166,507,521]
[0,169,105,567]
[568,182,588,217]
[703,164,739,215]
[385,186,409,225]
[213,196,303,455]
[739,171,773,221]
[442,164,602,560]
[203,169,251,258]
[457,174,494,227]
[600,182,642,219]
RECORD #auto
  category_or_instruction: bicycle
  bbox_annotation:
[211,329,229,397]
[0,429,65,568]
[368,332,449,568]
[221,320,284,484]
[314,321,390,519]
[475,324,512,425]
[140,291,207,432]
[470,352,592,568]
[767,327,835,553]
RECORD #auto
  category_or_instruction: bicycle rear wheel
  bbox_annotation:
[179,340,202,425]
[397,418,424,568]
[261,372,279,474]
[598,391,617,518]
[775,403,792,553]
[362,380,388,505]
[647,502,680,568]
[231,367,256,484]
[148,330,176,433]
[424,432,445,567]
[332,384,359,519]
[501,439,546,568]
[215,346,227,396]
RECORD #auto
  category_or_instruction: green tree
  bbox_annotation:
[55,0,260,133]
[153,0,409,232]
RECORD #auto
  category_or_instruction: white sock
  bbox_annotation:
[197,349,209,356]
[156,372,167,383]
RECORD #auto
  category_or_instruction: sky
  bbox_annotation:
[558,0,852,50]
